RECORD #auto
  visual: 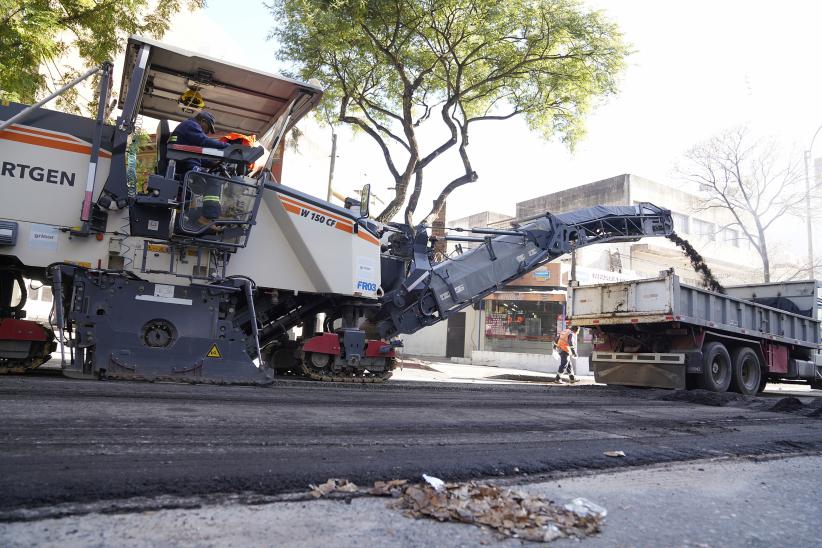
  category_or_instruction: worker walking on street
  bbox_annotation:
[553,325,579,384]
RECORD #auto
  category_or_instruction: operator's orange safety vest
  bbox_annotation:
[219,132,258,170]
[556,329,573,353]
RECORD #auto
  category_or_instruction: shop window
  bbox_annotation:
[484,299,564,355]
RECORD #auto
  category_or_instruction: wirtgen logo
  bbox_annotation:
[1,161,76,186]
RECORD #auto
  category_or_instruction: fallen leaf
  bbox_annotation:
[395,480,606,543]
[370,479,409,496]
[309,478,359,498]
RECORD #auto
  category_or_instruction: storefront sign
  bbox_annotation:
[506,262,561,287]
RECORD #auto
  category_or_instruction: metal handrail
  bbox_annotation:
[0,64,105,133]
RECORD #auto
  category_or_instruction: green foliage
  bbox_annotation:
[0,0,204,111]
[127,129,154,193]
[272,0,628,222]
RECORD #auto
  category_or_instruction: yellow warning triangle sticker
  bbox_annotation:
[206,343,222,359]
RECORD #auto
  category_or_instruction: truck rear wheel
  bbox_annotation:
[700,342,732,392]
[730,346,762,395]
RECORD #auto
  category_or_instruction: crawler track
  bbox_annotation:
[297,351,395,383]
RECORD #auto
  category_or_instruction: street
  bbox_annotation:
[1,374,820,520]
[2,0,822,545]
[4,454,821,547]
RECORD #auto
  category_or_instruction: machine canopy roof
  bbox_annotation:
[119,36,322,138]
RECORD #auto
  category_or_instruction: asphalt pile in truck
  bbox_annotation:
[666,232,725,293]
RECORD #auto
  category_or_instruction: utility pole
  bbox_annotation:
[803,151,814,280]
[803,125,822,280]
[326,130,338,203]
[570,247,577,282]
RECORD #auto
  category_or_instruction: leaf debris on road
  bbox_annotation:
[372,479,605,543]
[309,478,358,498]
[370,479,409,496]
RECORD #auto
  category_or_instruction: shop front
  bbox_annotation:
[482,263,565,356]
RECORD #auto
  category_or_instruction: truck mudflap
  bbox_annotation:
[592,351,688,389]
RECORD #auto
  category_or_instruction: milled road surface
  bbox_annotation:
[0,376,820,519]
[4,455,821,547]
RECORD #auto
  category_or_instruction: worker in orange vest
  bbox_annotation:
[553,325,580,384]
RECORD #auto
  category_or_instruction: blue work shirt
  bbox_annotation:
[169,118,229,174]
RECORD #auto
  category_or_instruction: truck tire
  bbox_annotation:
[730,346,762,395]
[700,342,732,392]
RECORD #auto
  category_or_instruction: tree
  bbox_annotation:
[677,127,806,283]
[0,0,204,112]
[271,0,627,225]
[773,257,822,282]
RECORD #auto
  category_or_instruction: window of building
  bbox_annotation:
[484,298,564,355]
[720,227,739,247]
[40,286,53,303]
[671,212,689,234]
[27,286,39,301]
[817,287,822,322]
[692,219,715,241]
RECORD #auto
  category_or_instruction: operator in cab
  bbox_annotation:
[170,111,228,220]
[169,111,228,174]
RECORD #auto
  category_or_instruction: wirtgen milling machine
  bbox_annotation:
[0,37,673,384]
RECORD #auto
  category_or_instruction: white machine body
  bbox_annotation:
[0,37,381,299]
[0,121,113,269]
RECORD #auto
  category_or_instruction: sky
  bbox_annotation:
[155,0,822,259]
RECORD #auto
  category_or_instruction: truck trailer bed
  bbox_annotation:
[570,272,820,349]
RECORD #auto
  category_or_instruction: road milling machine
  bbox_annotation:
[0,37,675,384]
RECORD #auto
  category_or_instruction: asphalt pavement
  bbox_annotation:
[3,454,820,547]
[1,373,820,522]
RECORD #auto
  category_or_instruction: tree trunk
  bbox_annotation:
[756,222,770,283]
[326,131,337,202]
[405,170,423,227]
[431,202,447,262]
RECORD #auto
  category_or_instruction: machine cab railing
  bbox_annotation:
[113,36,323,277]
[177,169,262,248]
[128,140,265,251]
[164,142,264,250]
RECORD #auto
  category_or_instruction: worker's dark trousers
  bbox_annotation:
[202,177,222,220]
[557,351,575,376]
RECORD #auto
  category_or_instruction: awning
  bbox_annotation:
[118,35,322,137]
[486,291,567,302]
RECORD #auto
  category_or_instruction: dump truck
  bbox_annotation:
[1,36,675,384]
[568,271,822,393]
